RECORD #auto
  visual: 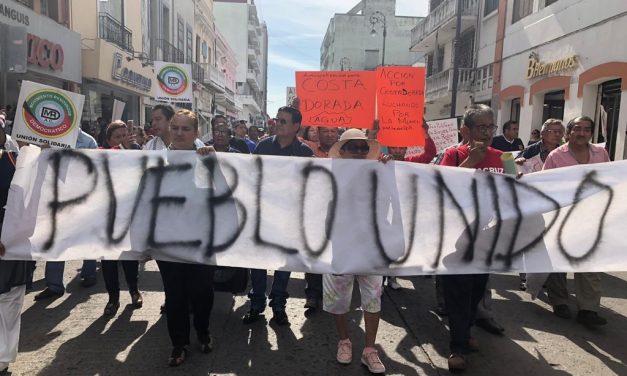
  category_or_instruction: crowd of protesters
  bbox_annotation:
[0,100,612,374]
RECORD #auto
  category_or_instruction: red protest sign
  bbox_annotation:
[296,71,376,129]
[376,66,426,147]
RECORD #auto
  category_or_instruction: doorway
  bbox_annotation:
[595,79,621,160]
[542,90,565,122]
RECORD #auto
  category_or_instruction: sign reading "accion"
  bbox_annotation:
[526,52,578,80]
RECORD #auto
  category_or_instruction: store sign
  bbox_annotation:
[0,3,30,25]
[526,52,578,80]
[27,33,64,71]
[111,52,152,92]
[0,0,81,83]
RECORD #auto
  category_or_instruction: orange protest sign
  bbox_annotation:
[376,66,426,147]
[296,71,376,128]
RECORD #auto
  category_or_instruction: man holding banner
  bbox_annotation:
[542,116,609,326]
[243,106,313,326]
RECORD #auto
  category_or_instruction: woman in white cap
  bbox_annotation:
[324,128,386,374]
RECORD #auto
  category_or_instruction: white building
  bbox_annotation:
[214,29,241,122]
[321,0,423,71]
[495,0,627,161]
[410,0,490,120]
[412,0,627,161]
[214,0,268,127]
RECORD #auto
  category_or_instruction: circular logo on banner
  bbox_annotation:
[22,89,77,138]
[157,65,189,96]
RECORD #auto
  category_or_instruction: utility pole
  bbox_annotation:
[449,0,463,118]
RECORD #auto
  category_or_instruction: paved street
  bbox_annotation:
[6,261,627,375]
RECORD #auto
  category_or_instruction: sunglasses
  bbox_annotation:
[343,142,370,154]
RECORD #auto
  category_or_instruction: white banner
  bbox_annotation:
[427,118,459,153]
[153,61,193,103]
[2,147,627,275]
[12,81,84,149]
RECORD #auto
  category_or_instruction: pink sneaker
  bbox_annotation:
[336,339,352,364]
[361,347,386,374]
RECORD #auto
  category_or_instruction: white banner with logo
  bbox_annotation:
[153,61,193,103]
[12,81,84,149]
[3,147,627,275]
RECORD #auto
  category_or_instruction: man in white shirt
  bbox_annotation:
[144,104,204,150]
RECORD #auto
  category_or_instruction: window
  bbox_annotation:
[99,0,124,26]
[195,36,201,62]
[16,0,33,8]
[177,17,185,57]
[510,98,521,124]
[40,0,59,22]
[162,6,170,41]
[484,0,498,16]
[457,29,475,68]
[512,0,533,23]
[365,49,379,70]
[186,27,193,63]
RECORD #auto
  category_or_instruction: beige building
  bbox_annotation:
[0,0,82,106]
[72,0,153,128]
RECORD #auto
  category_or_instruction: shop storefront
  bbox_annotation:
[497,11,627,161]
[81,46,153,127]
[0,0,81,106]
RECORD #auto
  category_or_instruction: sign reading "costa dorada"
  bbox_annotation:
[526,52,578,80]
[13,81,84,149]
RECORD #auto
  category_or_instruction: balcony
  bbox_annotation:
[206,64,226,92]
[425,67,476,101]
[410,0,478,52]
[239,94,261,113]
[247,69,259,90]
[150,39,184,63]
[191,62,205,83]
[98,13,133,52]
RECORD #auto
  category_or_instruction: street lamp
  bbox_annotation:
[340,57,351,71]
[370,10,387,66]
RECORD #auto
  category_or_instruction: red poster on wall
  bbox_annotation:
[296,71,376,128]
[376,66,426,147]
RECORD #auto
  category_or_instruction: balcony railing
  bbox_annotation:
[150,38,184,63]
[473,64,493,92]
[425,67,479,101]
[411,0,478,46]
[98,12,133,52]
[191,62,204,83]
[209,64,226,90]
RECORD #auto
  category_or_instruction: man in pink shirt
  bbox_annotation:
[543,116,609,326]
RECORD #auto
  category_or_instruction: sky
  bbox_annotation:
[255,0,429,118]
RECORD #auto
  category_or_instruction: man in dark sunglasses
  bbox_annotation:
[243,106,314,327]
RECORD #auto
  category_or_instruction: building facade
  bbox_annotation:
[321,0,423,72]
[214,29,240,122]
[214,0,268,127]
[494,0,627,161]
[410,0,490,120]
[73,0,155,126]
[412,0,627,161]
[1,0,82,107]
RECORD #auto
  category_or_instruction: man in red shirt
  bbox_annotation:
[439,104,503,372]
